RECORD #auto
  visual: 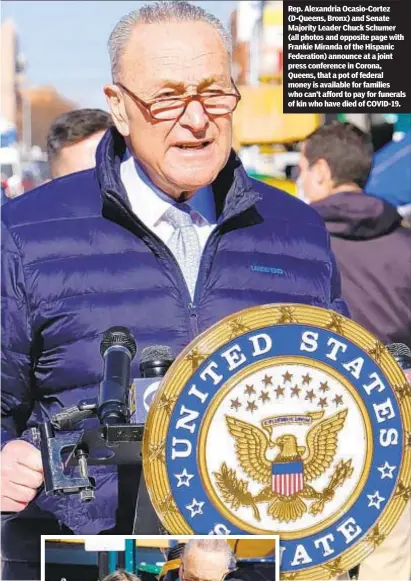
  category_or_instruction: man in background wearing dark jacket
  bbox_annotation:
[1,2,347,579]
[298,121,411,349]
[298,121,411,581]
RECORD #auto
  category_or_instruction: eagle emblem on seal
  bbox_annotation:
[214,408,355,523]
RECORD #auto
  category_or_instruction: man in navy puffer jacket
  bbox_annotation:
[1,2,348,578]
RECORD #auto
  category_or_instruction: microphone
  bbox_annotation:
[140,345,174,378]
[98,326,137,425]
[386,343,411,371]
[129,345,174,425]
[387,342,411,385]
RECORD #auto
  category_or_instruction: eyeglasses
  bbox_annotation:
[116,80,241,121]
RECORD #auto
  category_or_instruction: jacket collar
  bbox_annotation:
[96,127,261,224]
[312,190,402,240]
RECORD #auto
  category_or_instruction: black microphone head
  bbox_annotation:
[140,345,174,378]
[140,345,174,365]
[386,343,411,358]
[386,342,411,372]
[100,326,137,359]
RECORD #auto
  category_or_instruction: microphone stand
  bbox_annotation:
[38,399,145,501]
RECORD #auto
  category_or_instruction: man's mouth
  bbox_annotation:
[174,140,212,150]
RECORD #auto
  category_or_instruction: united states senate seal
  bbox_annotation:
[143,304,411,580]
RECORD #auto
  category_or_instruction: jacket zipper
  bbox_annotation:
[107,191,216,340]
[189,223,225,332]
[188,302,199,337]
[106,190,255,341]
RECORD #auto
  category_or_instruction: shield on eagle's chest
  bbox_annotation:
[272,460,304,496]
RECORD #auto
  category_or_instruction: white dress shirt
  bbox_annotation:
[120,151,216,253]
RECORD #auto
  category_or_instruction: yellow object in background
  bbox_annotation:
[263,3,283,26]
[254,176,297,196]
[227,538,276,559]
[233,85,322,145]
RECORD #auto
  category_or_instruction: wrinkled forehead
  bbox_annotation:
[119,21,231,90]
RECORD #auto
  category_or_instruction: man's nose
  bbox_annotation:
[179,99,209,132]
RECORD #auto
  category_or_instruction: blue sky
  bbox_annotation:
[2,1,236,110]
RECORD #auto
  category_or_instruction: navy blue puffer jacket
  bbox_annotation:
[1,129,348,533]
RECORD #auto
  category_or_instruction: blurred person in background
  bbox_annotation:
[298,121,411,350]
[298,121,411,581]
[1,2,348,579]
[46,108,113,178]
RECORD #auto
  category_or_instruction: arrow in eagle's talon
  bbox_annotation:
[309,500,325,515]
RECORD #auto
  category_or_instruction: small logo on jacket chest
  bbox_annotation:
[251,265,285,275]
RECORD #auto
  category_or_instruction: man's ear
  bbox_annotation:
[104,84,130,137]
[315,158,332,184]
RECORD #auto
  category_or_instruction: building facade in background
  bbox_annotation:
[0,19,22,128]
[1,18,75,153]
[24,87,76,151]
[230,1,283,86]
[1,18,76,194]
[230,1,320,190]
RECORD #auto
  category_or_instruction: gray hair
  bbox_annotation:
[182,539,235,569]
[108,0,232,80]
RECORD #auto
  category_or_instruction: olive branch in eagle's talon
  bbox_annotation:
[213,462,261,521]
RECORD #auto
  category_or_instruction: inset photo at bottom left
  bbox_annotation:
[41,535,279,581]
